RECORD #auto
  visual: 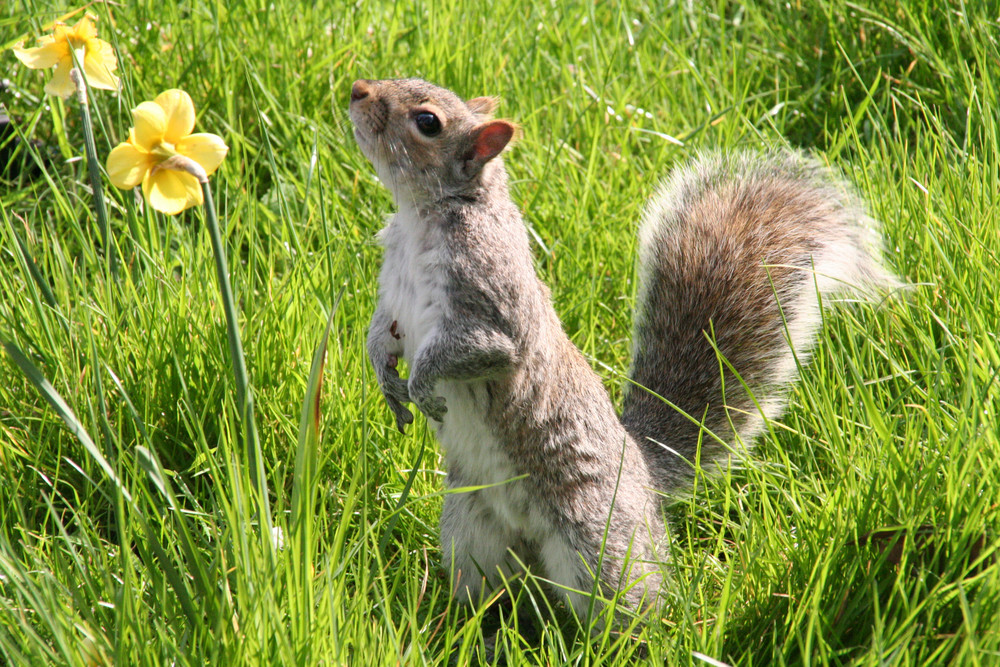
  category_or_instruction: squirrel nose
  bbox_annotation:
[351,80,371,102]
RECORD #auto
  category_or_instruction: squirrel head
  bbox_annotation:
[349,78,517,204]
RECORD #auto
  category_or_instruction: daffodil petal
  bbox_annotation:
[155,90,196,144]
[131,101,167,152]
[91,38,119,71]
[13,38,65,69]
[143,168,202,215]
[83,44,120,91]
[44,61,76,99]
[107,142,153,189]
[73,15,98,42]
[176,133,228,176]
[51,25,72,47]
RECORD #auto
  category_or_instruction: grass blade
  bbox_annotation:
[2,339,131,503]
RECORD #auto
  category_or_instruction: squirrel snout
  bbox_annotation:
[351,80,372,103]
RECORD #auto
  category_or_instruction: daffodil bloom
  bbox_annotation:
[106,90,228,215]
[12,14,119,99]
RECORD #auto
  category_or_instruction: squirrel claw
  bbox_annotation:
[389,400,414,434]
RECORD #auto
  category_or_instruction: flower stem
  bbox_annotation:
[71,68,118,278]
[200,177,274,538]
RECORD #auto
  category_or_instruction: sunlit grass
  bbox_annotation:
[1,0,998,664]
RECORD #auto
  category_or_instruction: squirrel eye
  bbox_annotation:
[414,112,442,137]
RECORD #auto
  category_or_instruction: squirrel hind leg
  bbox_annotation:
[440,491,530,604]
[538,529,664,623]
[623,149,897,489]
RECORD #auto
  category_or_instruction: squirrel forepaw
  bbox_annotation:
[372,353,413,433]
[383,372,410,404]
[414,393,447,422]
[383,375,413,433]
[408,375,447,422]
[390,400,414,434]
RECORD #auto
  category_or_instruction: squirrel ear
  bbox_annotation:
[463,120,517,177]
[466,96,498,117]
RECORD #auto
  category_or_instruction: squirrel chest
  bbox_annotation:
[378,210,448,360]
[378,208,532,528]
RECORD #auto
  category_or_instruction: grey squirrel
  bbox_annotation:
[349,77,895,617]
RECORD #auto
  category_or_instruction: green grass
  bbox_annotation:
[2,0,998,664]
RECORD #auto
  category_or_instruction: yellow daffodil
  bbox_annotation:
[106,90,228,215]
[12,14,119,99]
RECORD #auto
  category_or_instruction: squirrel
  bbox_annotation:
[349,77,896,618]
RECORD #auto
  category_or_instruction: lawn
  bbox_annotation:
[1,0,998,664]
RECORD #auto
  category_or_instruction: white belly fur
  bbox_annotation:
[436,380,529,531]
[379,210,531,533]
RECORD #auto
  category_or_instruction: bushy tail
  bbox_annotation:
[620,150,896,490]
